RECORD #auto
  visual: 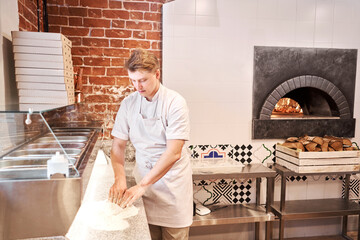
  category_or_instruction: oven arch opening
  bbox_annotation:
[271,88,340,119]
[259,76,350,120]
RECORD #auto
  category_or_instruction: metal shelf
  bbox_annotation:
[271,199,360,220]
[192,163,277,180]
[191,163,276,240]
[269,163,360,240]
[192,204,275,226]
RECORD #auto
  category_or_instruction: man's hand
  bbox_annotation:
[119,184,148,208]
[109,180,127,205]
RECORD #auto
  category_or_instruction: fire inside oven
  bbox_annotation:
[271,87,340,119]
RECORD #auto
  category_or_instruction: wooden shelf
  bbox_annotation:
[192,204,275,226]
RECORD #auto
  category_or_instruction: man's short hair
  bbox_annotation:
[125,48,159,72]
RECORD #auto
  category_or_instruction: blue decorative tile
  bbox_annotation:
[201,148,226,159]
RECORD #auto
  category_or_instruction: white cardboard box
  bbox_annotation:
[12,31,72,47]
[19,96,75,105]
[14,53,65,62]
[15,60,73,71]
[19,89,74,98]
[16,68,73,78]
[19,103,67,112]
[13,38,64,48]
[16,75,73,84]
[17,82,74,91]
[13,45,71,56]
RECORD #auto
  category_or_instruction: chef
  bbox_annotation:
[109,48,193,240]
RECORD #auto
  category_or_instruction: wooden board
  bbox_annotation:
[276,151,360,166]
[276,157,360,173]
[276,144,360,158]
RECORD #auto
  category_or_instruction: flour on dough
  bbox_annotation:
[79,200,139,231]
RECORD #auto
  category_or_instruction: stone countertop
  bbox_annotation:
[66,154,150,240]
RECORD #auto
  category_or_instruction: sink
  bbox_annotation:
[33,136,88,143]
[24,143,86,149]
[43,132,91,137]
[0,128,96,180]
[3,149,82,160]
[0,158,76,169]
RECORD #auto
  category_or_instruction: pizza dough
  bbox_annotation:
[79,200,139,231]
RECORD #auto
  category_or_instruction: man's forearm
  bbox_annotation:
[110,142,127,182]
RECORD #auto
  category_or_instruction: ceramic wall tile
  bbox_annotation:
[193,178,253,205]
[195,16,220,38]
[258,0,278,20]
[314,20,333,43]
[252,143,275,164]
[334,0,354,23]
[238,0,258,19]
[277,0,297,21]
[313,41,332,48]
[196,0,218,16]
[173,0,195,15]
[228,144,253,164]
[286,180,307,200]
[295,21,315,43]
[306,180,325,199]
[173,15,196,37]
[172,37,196,59]
[315,0,335,22]
[323,178,342,198]
[296,0,316,21]
[332,21,357,44]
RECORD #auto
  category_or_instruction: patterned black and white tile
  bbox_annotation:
[193,178,253,205]
[342,175,360,200]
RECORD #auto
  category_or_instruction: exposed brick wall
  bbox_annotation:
[18,0,44,31]
[46,0,168,138]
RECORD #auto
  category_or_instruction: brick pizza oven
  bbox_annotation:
[252,46,357,139]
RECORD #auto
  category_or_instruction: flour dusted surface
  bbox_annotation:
[79,200,139,231]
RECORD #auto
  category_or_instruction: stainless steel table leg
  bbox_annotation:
[279,219,284,240]
[266,177,275,240]
[255,222,260,240]
[279,173,286,240]
[343,174,350,236]
[280,174,286,212]
[255,177,261,240]
[358,214,360,240]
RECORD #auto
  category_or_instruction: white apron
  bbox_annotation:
[129,92,193,228]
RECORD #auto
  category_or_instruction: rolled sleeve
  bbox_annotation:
[111,100,130,140]
[165,96,190,141]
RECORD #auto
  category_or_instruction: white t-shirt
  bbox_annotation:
[112,84,190,143]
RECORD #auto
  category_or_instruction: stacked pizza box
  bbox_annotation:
[12,31,75,112]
